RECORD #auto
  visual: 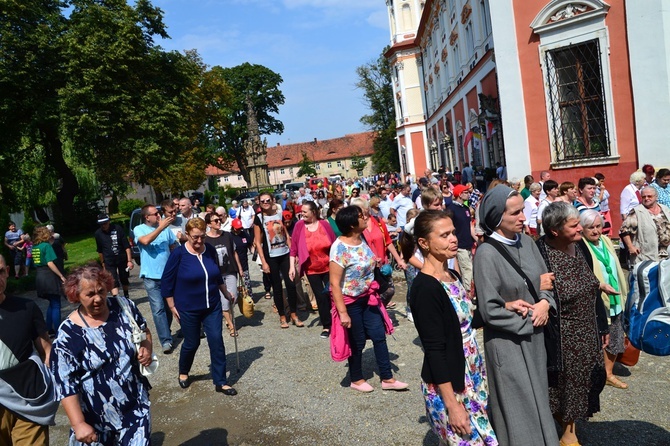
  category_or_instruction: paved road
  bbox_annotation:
[24,259,670,445]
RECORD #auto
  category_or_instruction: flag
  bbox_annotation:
[463,130,474,148]
[486,120,496,140]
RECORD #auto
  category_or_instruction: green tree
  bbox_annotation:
[350,152,368,174]
[0,0,72,214]
[355,46,399,173]
[0,0,217,226]
[213,63,285,182]
[296,152,317,178]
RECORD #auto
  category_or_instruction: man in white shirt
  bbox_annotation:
[538,170,551,200]
[390,184,415,228]
[296,188,313,205]
[620,171,646,219]
[379,188,392,218]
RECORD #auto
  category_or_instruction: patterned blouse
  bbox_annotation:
[620,208,670,259]
[50,297,151,432]
[329,238,375,297]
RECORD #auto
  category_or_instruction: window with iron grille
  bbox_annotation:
[545,39,610,161]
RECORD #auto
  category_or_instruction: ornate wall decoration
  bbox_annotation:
[549,4,590,23]
[450,29,458,45]
[434,64,440,74]
[461,3,472,24]
[441,47,448,62]
[429,74,433,84]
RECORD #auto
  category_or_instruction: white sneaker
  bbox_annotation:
[407,311,414,323]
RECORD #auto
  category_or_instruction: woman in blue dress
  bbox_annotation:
[409,210,497,446]
[51,264,154,445]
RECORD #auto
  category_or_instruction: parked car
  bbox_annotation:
[284,182,304,192]
[233,191,259,203]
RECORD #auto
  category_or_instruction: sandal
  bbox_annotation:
[606,376,628,389]
[291,317,304,328]
[228,326,238,337]
[280,318,289,329]
[264,292,272,299]
[385,302,397,309]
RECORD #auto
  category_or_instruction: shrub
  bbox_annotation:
[119,199,146,216]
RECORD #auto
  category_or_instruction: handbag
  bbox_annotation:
[618,336,641,367]
[482,237,562,374]
[116,296,159,376]
[360,232,391,294]
[237,276,255,318]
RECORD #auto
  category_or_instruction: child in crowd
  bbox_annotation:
[22,234,33,276]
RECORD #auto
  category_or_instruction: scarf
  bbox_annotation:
[586,238,622,316]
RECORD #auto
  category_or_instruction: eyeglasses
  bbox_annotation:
[188,234,205,240]
[211,218,221,223]
[260,199,272,204]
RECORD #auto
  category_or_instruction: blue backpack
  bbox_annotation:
[625,259,670,356]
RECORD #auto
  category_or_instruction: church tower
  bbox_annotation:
[385,0,429,178]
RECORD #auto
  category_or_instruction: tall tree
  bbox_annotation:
[355,46,399,173]
[213,63,285,182]
[296,152,317,178]
[0,0,217,224]
[0,0,71,214]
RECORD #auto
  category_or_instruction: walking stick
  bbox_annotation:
[230,296,241,373]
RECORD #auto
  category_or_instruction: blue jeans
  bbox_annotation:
[346,296,392,382]
[178,300,228,386]
[44,294,61,333]
[143,278,173,348]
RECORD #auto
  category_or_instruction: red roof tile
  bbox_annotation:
[206,131,375,175]
[267,131,375,168]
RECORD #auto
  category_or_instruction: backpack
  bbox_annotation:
[625,259,670,356]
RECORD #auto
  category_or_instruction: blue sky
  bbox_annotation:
[152,0,390,146]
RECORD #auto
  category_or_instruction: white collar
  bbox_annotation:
[490,232,519,246]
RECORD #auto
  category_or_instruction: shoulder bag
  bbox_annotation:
[116,297,159,376]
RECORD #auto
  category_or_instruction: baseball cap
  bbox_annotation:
[97,213,110,224]
[452,185,469,198]
[231,219,243,230]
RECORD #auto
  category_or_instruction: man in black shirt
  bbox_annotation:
[0,254,57,445]
[94,213,133,298]
[447,185,477,292]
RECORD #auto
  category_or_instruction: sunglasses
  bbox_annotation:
[211,218,221,223]
[150,212,160,217]
[260,199,272,204]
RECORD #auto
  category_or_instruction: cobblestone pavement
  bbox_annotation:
[24,260,670,445]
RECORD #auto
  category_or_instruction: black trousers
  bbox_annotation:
[267,253,297,316]
[306,272,332,329]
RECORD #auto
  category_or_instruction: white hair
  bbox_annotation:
[630,171,645,183]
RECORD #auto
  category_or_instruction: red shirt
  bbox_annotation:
[304,224,331,275]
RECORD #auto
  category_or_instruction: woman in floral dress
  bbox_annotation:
[537,202,608,446]
[51,264,154,445]
[410,210,497,445]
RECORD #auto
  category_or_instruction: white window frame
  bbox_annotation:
[337,160,343,168]
[327,161,332,169]
[280,168,285,175]
[531,0,618,169]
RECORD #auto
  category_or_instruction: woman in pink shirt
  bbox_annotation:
[289,201,336,338]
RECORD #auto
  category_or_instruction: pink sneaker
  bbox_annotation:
[381,380,409,391]
[350,381,374,393]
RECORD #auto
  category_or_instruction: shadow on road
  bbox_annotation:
[152,428,231,445]
[577,419,670,446]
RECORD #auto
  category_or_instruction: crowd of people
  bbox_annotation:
[1,162,668,445]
